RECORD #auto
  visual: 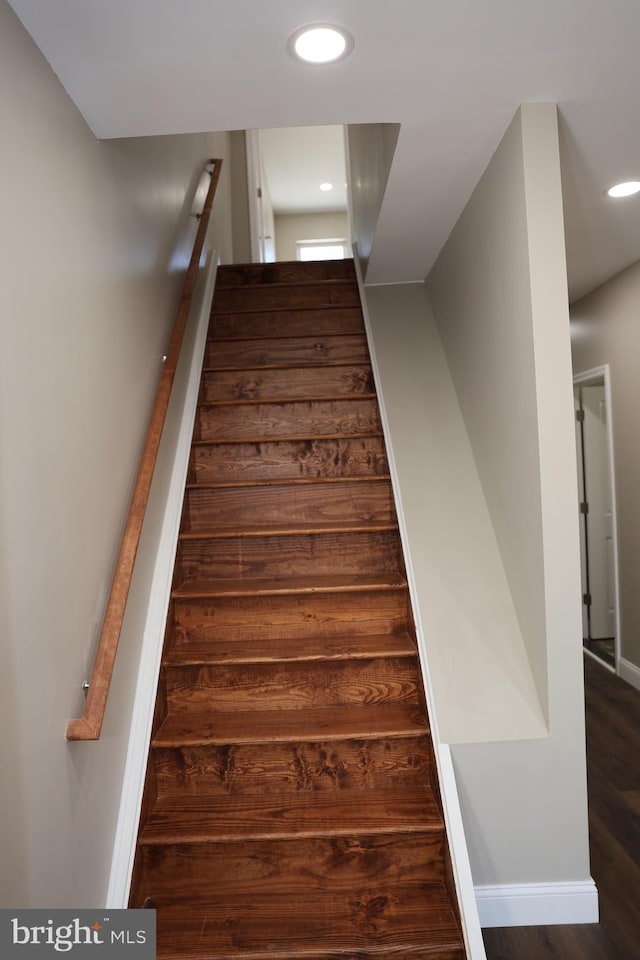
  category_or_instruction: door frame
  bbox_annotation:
[573,364,621,674]
[245,129,265,263]
[245,129,276,263]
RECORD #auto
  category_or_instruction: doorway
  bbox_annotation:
[573,366,620,670]
[245,125,350,263]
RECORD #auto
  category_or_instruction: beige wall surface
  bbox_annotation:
[229,130,252,264]
[370,104,589,885]
[0,0,234,908]
[274,211,349,262]
[365,283,546,745]
[572,260,640,669]
[427,109,549,714]
[346,123,400,274]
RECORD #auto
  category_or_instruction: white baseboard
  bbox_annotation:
[106,255,218,908]
[437,746,487,959]
[619,656,640,693]
[475,879,598,928]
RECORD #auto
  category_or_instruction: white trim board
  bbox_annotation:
[573,364,622,675]
[439,746,487,959]
[353,245,485,959]
[475,880,598,928]
[619,656,640,693]
[106,253,218,908]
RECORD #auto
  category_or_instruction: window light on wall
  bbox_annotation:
[297,239,347,261]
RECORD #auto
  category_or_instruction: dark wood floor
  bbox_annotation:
[483,653,640,959]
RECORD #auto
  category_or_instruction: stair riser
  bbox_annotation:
[210,307,364,340]
[213,282,360,314]
[200,365,374,403]
[189,437,388,484]
[133,834,445,902]
[215,261,356,287]
[154,902,462,960]
[171,590,410,647]
[164,657,420,714]
[205,334,368,370]
[177,531,401,581]
[182,481,395,532]
[195,397,380,442]
[159,946,464,960]
[153,737,432,798]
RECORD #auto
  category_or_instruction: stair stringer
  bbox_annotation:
[353,248,487,960]
[105,255,219,909]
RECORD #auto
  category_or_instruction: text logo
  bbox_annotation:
[1,910,155,958]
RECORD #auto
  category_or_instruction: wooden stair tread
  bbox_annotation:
[179,520,398,539]
[204,361,368,372]
[212,283,360,316]
[141,787,443,844]
[215,268,356,291]
[214,276,357,286]
[153,884,463,959]
[204,334,368,372]
[191,431,383,447]
[207,331,363,343]
[203,356,367,366]
[153,703,428,747]
[172,573,408,599]
[214,278,357,293]
[189,438,389,484]
[198,393,373,406]
[182,478,395,531]
[209,307,364,341]
[185,475,391,490]
[132,260,466,956]
[201,393,377,406]
[166,633,416,665]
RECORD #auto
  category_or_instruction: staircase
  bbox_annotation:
[129,259,467,960]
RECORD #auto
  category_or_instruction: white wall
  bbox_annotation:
[364,284,546,745]
[0,0,235,907]
[443,104,590,887]
[274,211,349,261]
[427,108,548,714]
[366,104,591,890]
[572,261,640,671]
[346,123,400,274]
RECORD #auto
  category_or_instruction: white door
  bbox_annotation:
[575,381,616,645]
[581,384,616,640]
[259,158,276,262]
[574,387,589,640]
[245,130,276,262]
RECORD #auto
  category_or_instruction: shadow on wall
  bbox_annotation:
[346,123,400,275]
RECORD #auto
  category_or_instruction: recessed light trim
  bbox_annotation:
[319,182,333,191]
[288,24,354,65]
[607,180,640,198]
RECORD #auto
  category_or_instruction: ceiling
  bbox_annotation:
[9,0,640,301]
[258,125,347,216]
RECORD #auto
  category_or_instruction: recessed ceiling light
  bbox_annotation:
[288,24,354,64]
[607,180,640,198]
[319,182,333,191]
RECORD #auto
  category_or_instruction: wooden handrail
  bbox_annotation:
[66,159,223,741]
